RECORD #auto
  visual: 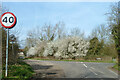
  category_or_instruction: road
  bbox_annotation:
[24,59,118,78]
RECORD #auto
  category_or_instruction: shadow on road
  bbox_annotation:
[31,64,53,70]
[24,60,65,79]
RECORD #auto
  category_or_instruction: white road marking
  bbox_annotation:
[98,71,104,74]
[89,69,98,75]
[90,67,95,70]
[109,70,118,76]
[83,64,87,68]
[90,67,104,74]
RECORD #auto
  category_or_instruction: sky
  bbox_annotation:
[2,0,120,2]
[2,2,117,47]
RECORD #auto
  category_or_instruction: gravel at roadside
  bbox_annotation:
[24,59,65,78]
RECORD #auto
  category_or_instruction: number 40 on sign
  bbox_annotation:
[0,12,17,29]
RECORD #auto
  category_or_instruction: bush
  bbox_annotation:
[43,36,89,59]
[27,36,89,59]
[87,37,118,60]
[27,41,47,57]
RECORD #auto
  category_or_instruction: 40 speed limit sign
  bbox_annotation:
[0,12,17,77]
[0,12,17,28]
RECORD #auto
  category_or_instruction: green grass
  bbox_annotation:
[2,60,34,80]
[29,58,116,63]
[113,63,120,71]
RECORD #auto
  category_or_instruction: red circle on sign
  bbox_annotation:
[0,12,17,28]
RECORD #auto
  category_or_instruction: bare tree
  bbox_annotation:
[89,24,113,44]
[56,22,66,39]
[105,3,118,27]
[70,27,85,38]
[25,22,66,49]
[26,30,37,48]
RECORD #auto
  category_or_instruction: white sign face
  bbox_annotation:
[0,12,16,28]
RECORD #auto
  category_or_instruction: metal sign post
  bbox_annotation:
[5,28,9,77]
[0,12,17,77]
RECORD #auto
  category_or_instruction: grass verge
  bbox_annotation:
[113,63,120,71]
[28,58,116,63]
[2,60,34,80]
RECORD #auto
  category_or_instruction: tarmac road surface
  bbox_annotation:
[24,59,118,78]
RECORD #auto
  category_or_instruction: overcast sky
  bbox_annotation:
[2,2,117,47]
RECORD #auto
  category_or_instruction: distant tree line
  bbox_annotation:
[24,3,119,60]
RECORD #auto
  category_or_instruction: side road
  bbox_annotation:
[24,59,65,78]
